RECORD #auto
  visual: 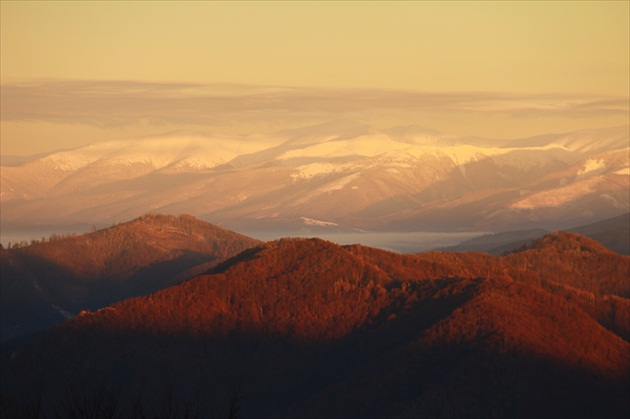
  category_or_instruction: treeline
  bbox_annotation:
[2,232,79,250]
[7,213,259,282]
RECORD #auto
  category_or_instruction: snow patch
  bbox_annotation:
[511,177,603,209]
[291,163,339,180]
[42,133,278,172]
[319,173,361,193]
[578,159,606,176]
[47,153,100,171]
[301,217,338,227]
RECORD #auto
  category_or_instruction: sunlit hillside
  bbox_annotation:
[2,231,628,418]
[0,213,260,342]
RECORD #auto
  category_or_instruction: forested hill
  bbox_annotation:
[0,213,261,342]
[2,232,628,418]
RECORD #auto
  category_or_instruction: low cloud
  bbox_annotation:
[2,79,627,129]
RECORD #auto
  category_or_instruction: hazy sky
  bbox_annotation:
[1,1,629,155]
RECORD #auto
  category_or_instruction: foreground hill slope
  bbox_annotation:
[0,213,260,342]
[2,232,628,417]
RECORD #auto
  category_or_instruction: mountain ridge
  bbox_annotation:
[0,213,261,342]
[2,123,627,232]
[441,212,629,255]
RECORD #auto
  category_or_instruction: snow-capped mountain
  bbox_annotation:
[1,122,628,232]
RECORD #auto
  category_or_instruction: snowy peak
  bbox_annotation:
[553,125,629,153]
[38,132,283,172]
[9,123,628,173]
[1,123,628,232]
[40,134,218,171]
[500,125,629,153]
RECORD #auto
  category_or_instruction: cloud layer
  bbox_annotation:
[1,80,628,155]
[2,80,628,126]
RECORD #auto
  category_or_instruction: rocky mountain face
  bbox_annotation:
[2,230,628,418]
[2,122,628,233]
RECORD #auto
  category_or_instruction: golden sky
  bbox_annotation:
[1,1,629,155]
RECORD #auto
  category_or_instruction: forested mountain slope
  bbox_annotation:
[2,232,628,418]
[0,213,260,342]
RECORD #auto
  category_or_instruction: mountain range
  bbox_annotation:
[3,212,626,344]
[441,212,630,255]
[1,214,628,417]
[2,122,628,234]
